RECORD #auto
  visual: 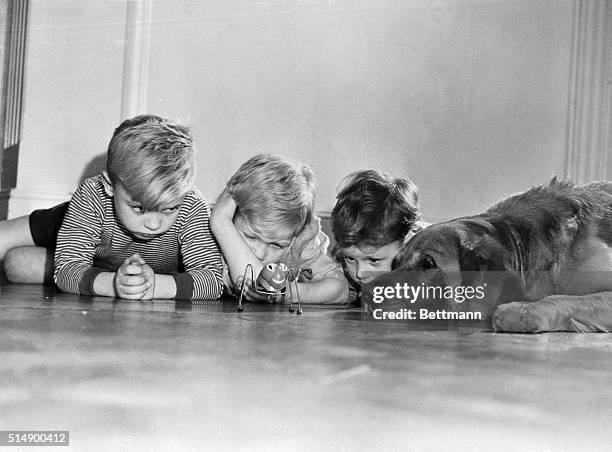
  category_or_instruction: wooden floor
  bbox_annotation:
[1,275,611,451]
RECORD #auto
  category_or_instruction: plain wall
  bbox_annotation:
[11,0,573,222]
[12,0,126,216]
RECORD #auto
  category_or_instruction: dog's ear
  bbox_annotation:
[458,229,513,288]
[458,236,488,272]
[391,240,417,270]
[391,247,408,270]
[459,229,528,303]
[457,238,486,286]
[460,232,510,270]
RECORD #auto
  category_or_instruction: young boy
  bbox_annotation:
[211,154,348,304]
[1,114,224,301]
[331,169,428,301]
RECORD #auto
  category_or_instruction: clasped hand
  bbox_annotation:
[114,253,155,300]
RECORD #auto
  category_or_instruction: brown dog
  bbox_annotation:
[387,179,612,326]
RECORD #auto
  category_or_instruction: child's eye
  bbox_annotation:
[270,243,287,250]
[162,206,179,214]
[344,256,356,264]
[131,205,143,213]
[369,258,382,264]
[243,233,256,241]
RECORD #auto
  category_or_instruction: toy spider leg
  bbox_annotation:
[236,263,256,312]
[285,267,303,315]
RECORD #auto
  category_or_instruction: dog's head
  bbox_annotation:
[386,218,527,323]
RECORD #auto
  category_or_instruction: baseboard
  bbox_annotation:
[0,189,10,219]
[6,188,71,219]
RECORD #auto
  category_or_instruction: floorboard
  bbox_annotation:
[1,275,611,451]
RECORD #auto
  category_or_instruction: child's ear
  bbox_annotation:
[101,171,114,197]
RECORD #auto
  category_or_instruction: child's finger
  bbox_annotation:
[118,288,149,300]
[120,256,133,268]
[217,188,232,203]
[118,282,151,296]
[243,284,271,302]
[121,274,147,286]
[233,276,262,301]
[124,264,144,275]
[213,189,237,218]
[129,253,145,265]
[234,276,251,293]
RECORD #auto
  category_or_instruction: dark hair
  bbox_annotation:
[331,170,420,248]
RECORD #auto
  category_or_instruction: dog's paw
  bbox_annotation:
[492,302,553,333]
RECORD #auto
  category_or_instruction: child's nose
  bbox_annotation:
[356,263,366,280]
[356,262,374,281]
[250,241,268,261]
[144,214,162,231]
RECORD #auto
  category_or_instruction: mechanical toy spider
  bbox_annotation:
[236,262,303,315]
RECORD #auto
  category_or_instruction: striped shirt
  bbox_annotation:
[54,176,224,300]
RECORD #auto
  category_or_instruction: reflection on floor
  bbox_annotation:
[1,275,611,451]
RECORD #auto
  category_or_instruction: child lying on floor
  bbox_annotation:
[1,151,348,304]
[211,154,348,304]
[331,169,429,303]
[0,114,224,300]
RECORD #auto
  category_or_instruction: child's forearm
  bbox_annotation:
[294,277,349,304]
[92,272,119,297]
[211,216,263,284]
[153,274,177,299]
[92,272,177,299]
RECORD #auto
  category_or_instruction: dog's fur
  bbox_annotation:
[388,179,612,323]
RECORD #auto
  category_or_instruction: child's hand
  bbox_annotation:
[138,261,156,300]
[127,254,156,300]
[234,276,277,303]
[114,253,154,300]
[211,189,237,225]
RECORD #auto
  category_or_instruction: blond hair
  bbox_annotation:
[227,154,315,237]
[106,115,195,211]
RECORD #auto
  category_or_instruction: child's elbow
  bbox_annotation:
[211,279,224,300]
[54,275,73,294]
[53,267,79,295]
[327,277,349,304]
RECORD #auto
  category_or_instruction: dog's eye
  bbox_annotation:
[421,255,437,269]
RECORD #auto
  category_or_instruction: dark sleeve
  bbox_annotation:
[29,202,70,249]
